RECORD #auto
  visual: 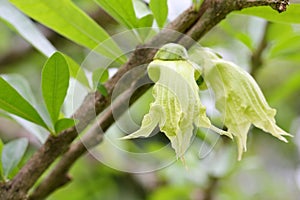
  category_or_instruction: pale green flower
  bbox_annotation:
[122,44,231,158]
[190,48,292,160]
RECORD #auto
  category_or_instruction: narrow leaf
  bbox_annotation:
[268,35,300,59]
[97,83,108,97]
[220,20,254,50]
[1,75,50,142]
[138,14,154,28]
[0,0,56,57]
[136,14,154,41]
[266,23,293,42]
[42,52,70,125]
[94,0,139,29]
[0,77,48,129]
[63,54,91,89]
[236,4,300,24]
[10,0,126,62]
[92,68,109,89]
[54,118,77,134]
[2,138,28,178]
[134,0,154,31]
[133,0,152,20]
[149,0,168,28]
[2,74,38,107]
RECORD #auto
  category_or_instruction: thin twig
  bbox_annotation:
[251,21,271,76]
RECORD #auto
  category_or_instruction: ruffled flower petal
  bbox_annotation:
[191,48,292,160]
[122,44,229,158]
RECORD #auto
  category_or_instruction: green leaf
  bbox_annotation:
[266,23,293,42]
[0,76,48,129]
[95,0,153,41]
[269,71,300,104]
[2,74,38,107]
[192,0,202,11]
[268,35,300,59]
[54,118,77,134]
[219,20,254,50]
[149,0,168,28]
[10,0,126,62]
[137,14,153,28]
[236,4,300,24]
[94,0,139,29]
[235,32,253,50]
[42,52,70,126]
[0,0,56,57]
[136,14,154,40]
[0,138,4,180]
[63,54,91,89]
[92,68,109,89]
[134,0,153,40]
[1,75,50,142]
[97,83,108,97]
[2,138,28,178]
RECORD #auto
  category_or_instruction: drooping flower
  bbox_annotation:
[122,43,231,158]
[190,47,292,160]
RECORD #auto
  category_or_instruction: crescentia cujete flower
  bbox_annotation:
[190,47,292,160]
[121,43,231,159]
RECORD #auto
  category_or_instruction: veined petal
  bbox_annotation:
[252,117,291,142]
[120,104,161,139]
[151,60,209,157]
[191,47,292,160]
[123,44,232,159]
[167,127,194,158]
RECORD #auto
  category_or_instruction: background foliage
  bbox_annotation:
[0,0,300,199]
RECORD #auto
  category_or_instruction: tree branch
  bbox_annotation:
[29,75,152,200]
[0,0,289,199]
[179,0,288,47]
[251,21,271,76]
[0,6,200,200]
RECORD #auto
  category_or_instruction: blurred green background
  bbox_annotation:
[1,0,300,199]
